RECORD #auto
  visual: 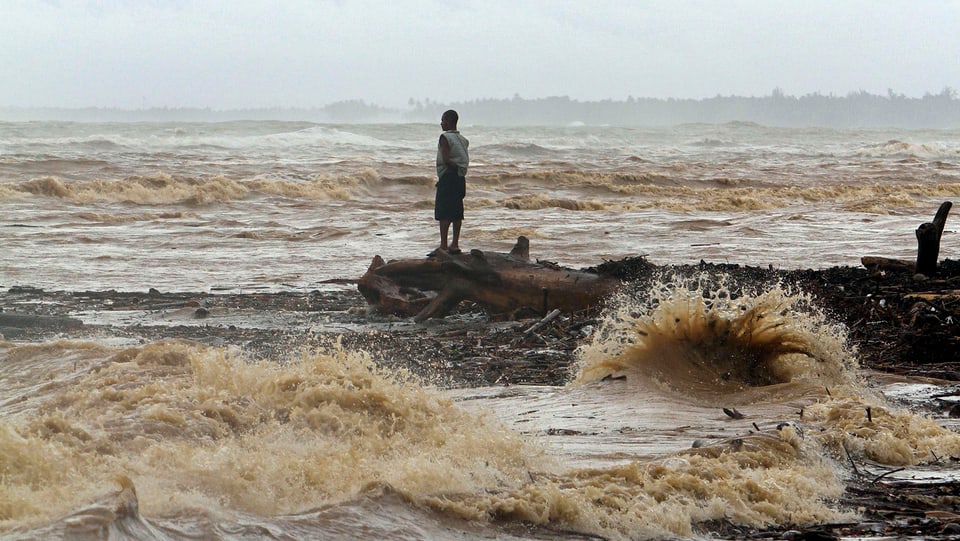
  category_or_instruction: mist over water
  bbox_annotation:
[3,121,960,539]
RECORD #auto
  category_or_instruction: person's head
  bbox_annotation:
[441,110,459,131]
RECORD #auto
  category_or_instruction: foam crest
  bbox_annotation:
[11,170,387,206]
[606,182,960,213]
[504,194,609,211]
[15,174,248,205]
[0,340,543,529]
[857,139,959,159]
[574,276,857,394]
[482,172,960,213]
[275,125,394,148]
[74,211,196,223]
[0,183,22,200]
[470,227,546,241]
[250,167,383,200]
[424,430,849,539]
[803,394,960,466]
[490,170,672,188]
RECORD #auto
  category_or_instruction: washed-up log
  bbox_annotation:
[358,236,620,321]
[904,291,960,302]
[0,312,83,329]
[861,256,915,274]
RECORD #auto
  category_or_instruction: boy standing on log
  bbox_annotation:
[431,109,469,256]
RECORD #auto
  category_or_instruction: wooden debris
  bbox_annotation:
[0,312,82,329]
[861,256,915,274]
[722,407,745,419]
[358,237,620,321]
[916,201,952,276]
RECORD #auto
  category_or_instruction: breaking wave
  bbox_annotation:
[574,276,857,392]
[7,169,386,205]
[0,340,544,531]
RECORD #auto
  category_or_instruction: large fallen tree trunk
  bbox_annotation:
[358,236,620,321]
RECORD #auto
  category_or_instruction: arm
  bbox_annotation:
[439,135,456,169]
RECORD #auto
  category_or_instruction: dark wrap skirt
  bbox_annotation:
[434,170,466,221]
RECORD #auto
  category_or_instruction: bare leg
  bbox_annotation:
[439,220,451,250]
[450,220,462,250]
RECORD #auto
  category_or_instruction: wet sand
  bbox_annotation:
[7,257,956,381]
[0,284,583,388]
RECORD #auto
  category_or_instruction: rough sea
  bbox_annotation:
[2,120,960,540]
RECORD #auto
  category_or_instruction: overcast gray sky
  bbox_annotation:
[2,0,958,109]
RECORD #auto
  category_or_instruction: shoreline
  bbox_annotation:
[3,259,960,538]
[3,258,960,385]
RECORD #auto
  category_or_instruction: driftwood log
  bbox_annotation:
[357,236,620,321]
[0,312,83,329]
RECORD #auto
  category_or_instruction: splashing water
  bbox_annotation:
[0,339,546,536]
[5,280,960,539]
[574,275,858,395]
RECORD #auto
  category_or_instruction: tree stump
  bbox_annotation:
[916,201,952,276]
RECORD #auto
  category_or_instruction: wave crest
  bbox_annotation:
[0,340,542,527]
[504,194,608,210]
[9,170,388,205]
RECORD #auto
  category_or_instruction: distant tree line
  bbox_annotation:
[404,87,960,128]
[2,88,959,128]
